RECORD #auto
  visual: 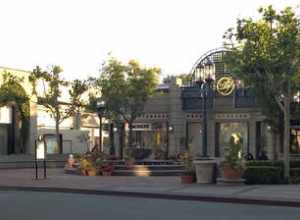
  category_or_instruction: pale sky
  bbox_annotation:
[0,0,299,80]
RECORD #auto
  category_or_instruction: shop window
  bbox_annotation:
[44,134,62,154]
[217,122,248,157]
[290,129,300,154]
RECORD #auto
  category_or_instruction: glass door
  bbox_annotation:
[290,129,300,154]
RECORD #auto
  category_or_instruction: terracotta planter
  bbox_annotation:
[87,169,97,176]
[222,163,242,180]
[181,175,195,184]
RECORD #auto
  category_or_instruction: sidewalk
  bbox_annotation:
[1,168,300,207]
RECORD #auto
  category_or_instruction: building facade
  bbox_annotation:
[1,48,300,159]
[126,48,300,160]
[0,67,102,156]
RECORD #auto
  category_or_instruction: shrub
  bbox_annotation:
[289,176,300,184]
[290,168,300,177]
[246,160,283,168]
[243,166,282,184]
[243,160,300,184]
[290,161,300,168]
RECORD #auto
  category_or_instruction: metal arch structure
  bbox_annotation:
[189,47,230,85]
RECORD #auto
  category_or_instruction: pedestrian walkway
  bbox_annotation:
[0,168,300,207]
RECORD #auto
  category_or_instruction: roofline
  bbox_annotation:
[0,66,31,74]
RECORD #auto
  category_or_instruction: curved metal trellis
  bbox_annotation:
[189,47,230,85]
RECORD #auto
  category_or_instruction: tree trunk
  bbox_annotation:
[119,123,124,159]
[98,114,102,152]
[273,132,280,160]
[55,118,61,154]
[109,123,115,155]
[128,121,133,148]
[283,90,291,180]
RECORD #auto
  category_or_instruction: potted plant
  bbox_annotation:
[221,133,245,180]
[100,162,114,176]
[124,147,135,169]
[80,158,97,176]
[180,151,195,184]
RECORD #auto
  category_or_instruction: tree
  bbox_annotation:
[29,66,87,152]
[0,72,30,152]
[69,79,89,129]
[163,73,192,85]
[98,57,160,150]
[223,5,300,179]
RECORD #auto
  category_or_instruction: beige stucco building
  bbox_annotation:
[1,48,300,159]
[0,67,102,156]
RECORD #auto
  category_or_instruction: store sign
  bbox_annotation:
[216,76,235,96]
[36,140,45,160]
[215,113,250,120]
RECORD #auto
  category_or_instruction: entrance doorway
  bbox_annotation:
[290,128,300,155]
[215,122,248,157]
[0,124,8,155]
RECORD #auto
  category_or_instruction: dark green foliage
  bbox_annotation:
[224,133,244,169]
[244,160,300,184]
[246,160,283,168]
[290,168,300,177]
[243,166,282,184]
[290,161,300,168]
[223,5,300,179]
[97,57,160,148]
[0,72,30,148]
[289,176,300,184]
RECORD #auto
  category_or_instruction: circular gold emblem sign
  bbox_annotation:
[216,76,235,96]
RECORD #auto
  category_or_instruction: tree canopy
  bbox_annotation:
[224,5,300,179]
[97,57,160,148]
[0,71,30,151]
[29,66,88,151]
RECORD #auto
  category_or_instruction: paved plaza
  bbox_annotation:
[1,168,300,207]
[1,190,300,220]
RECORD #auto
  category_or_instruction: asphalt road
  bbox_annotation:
[0,190,300,220]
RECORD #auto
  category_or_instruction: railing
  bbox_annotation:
[234,88,256,108]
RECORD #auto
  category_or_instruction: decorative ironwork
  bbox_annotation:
[189,47,229,85]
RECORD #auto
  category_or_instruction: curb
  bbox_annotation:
[0,186,300,208]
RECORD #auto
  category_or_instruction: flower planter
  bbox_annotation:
[82,169,97,176]
[221,163,243,180]
[193,159,216,184]
[181,175,195,184]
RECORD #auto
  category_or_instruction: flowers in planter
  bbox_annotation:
[221,133,245,179]
[80,158,97,176]
[180,150,195,183]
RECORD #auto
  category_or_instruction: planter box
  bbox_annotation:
[193,159,216,184]
[181,175,195,184]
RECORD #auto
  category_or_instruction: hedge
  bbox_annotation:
[246,160,300,169]
[243,160,300,184]
[243,166,282,184]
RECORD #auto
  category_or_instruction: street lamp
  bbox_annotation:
[96,99,105,152]
[198,59,214,158]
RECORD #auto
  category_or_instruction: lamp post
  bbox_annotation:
[96,99,105,152]
[198,59,214,158]
[193,59,216,184]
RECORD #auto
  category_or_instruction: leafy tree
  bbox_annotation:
[223,5,300,179]
[29,66,87,152]
[0,72,30,152]
[163,73,192,85]
[98,57,160,149]
[69,79,88,129]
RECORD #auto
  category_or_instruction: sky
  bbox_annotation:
[0,0,299,80]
